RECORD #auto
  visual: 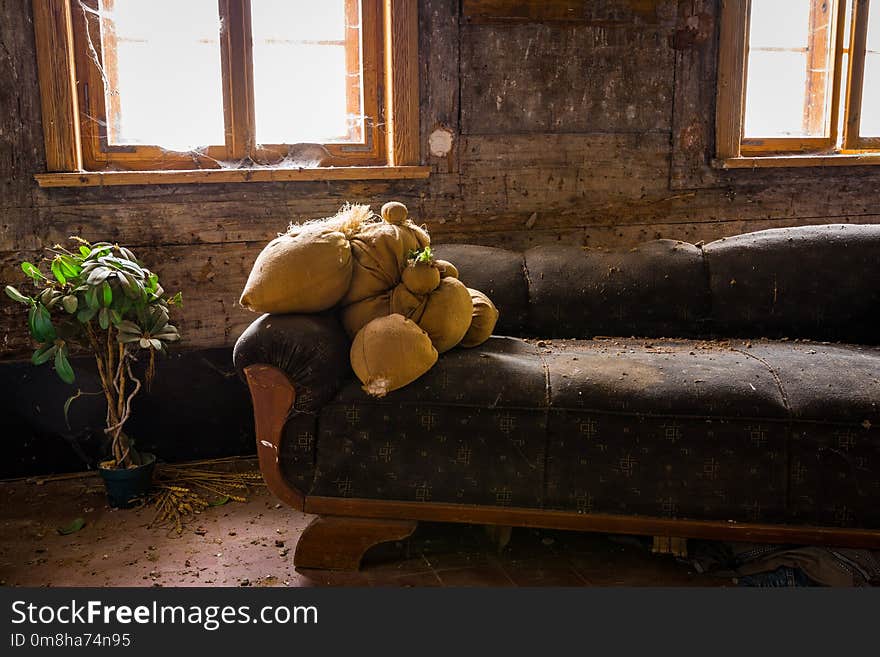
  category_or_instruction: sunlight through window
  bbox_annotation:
[251,0,362,145]
[860,0,880,136]
[99,0,225,151]
[744,0,835,138]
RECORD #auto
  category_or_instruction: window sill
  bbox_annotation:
[714,154,880,169]
[34,165,432,188]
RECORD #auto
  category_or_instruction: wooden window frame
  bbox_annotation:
[716,0,879,167]
[32,0,427,185]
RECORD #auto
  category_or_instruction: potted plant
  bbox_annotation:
[4,238,180,507]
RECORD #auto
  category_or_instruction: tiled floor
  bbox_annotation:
[0,464,728,587]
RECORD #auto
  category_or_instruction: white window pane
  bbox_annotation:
[861,1,880,136]
[251,0,345,42]
[251,0,358,144]
[744,51,810,137]
[869,0,880,45]
[101,0,225,150]
[749,0,811,49]
[253,45,349,143]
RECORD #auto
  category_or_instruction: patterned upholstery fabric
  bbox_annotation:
[235,224,880,530]
[306,337,880,527]
[311,338,548,507]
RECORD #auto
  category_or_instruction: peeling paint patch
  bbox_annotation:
[428,127,454,157]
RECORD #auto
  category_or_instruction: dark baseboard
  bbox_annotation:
[0,347,255,479]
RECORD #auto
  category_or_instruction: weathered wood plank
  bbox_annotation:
[419,0,460,174]
[0,0,43,212]
[462,0,673,25]
[455,133,670,215]
[429,214,880,250]
[669,0,719,189]
[460,22,675,134]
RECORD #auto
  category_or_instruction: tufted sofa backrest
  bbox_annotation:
[434,224,880,344]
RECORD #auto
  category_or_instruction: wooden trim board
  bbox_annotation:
[32,0,82,171]
[305,496,880,549]
[34,165,431,187]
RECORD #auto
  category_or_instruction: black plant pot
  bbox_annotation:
[98,453,157,508]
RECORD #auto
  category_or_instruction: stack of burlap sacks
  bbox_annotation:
[239,202,498,397]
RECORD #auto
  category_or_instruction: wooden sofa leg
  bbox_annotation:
[294,516,419,571]
[484,525,513,553]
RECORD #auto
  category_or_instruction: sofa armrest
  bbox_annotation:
[233,313,351,412]
[234,313,351,510]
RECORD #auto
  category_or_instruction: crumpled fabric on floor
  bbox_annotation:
[688,541,880,587]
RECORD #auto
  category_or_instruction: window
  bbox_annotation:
[716,0,880,166]
[32,0,424,185]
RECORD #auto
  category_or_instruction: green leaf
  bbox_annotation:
[31,304,56,342]
[98,307,110,330]
[85,285,99,310]
[32,344,58,365]
[57,517,85,535]
[119,247,138,263]
[58,256,81,278]
[27,306,37,337]
[209,495,230,507]
[116,319,142,335]
[21,262,46,281]
[148,306,169,333]
[4,285,33,305]
[152,326,180,341]
[101,280,112,307]
[168,291,183,307]
[61,295,78,314]
[38,288,55,306]
[76,306,98,323]
[79,245,91,257]
[87,267,111,286]
[51,259,67,285]
[54,347,75,384]
[117,296,132,317]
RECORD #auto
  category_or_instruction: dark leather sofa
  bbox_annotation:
[234,224,880,569]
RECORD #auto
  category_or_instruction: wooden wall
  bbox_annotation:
[3,0,880,361]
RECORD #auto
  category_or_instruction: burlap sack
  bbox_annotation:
[240,230,352,313]
[401,262,441,295]
[390,283,428,323]
[459,288,499,348]
[342,221,431,305]
[434,259,458,279]
[417,277,473,353]
[340,291,391,338]
[350,314,438,397]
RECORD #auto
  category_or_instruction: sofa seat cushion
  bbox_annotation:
[331,336,548,408]
[309,337,549,506]
[543,338,788,419]
[740,342,880,424]
[538,338,880,527]
[301,336,880,527]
